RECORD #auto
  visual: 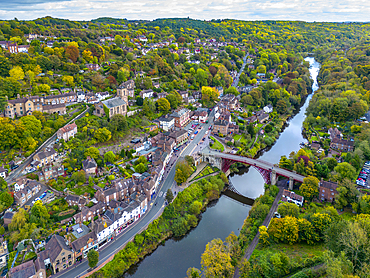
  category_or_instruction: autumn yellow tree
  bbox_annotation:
[201,238,234,278]
[300,176,319,201]
[9,66,24,81]
[259,225,270,246]
[283,216,299,245]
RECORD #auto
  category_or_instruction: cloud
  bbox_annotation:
[0,0,369,22]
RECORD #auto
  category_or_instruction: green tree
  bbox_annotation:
[94,128,112,142]
[277,202,299,218]
[276,100,287,114]
[157,98,171,113]
[300,176,319,200]
[165,189,174,203]
[335,179,360,209]
[30,200,50,228]
[72,170,86,183]
[9,208,27,232]
[333,162,357,181]
[135,163,146,174]
[87,249,99,268]
[175,168,186,185]
[104,151,116,163]
[85,147,100,160]
[0,191,13,208]
[224,86,239,96]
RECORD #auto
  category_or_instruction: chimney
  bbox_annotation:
[79,221,82,228]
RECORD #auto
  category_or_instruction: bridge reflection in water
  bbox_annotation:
[222,179,255,206]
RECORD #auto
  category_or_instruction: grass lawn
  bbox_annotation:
[210,140,225,152]
[253,241,326,260]
[233,134,242,141]
[310,136,319,142]
[192,165,218,180]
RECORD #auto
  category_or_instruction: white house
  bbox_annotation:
[263,104,273,114]
[158,116,175,131]
[140,89,154,99]
[77,91,85,102]
[281,189,304,206]
[57,123,78,142]
[0,167,7,179]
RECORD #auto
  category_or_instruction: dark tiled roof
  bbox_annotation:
[44,234,72,262]
[9,260,35,278]
[102,97,126,109]
[82,157,97,170]
[320,180,338,191]
[71,231,97,252]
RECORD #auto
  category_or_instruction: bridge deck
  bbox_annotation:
[202,148,305,183]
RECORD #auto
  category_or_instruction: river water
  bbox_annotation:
[124,57,320,278]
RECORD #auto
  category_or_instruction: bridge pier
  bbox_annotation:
[289,177,294,190]
[225,169,231,177]
[271,170,277,185]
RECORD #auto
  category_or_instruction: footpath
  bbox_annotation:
[233,187,284,278]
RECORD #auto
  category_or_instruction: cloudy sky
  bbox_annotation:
[0,0,369,22]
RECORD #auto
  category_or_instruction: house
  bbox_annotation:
[328,127,342,140]
[179,91,188,100]
[0,238,8,269]
[3,211,13,227]
[0,166,7,178]
[43,103,67,115]
[192,110,208,123]
[140,89,154,99]
[158,115,175,131]
[101,97,127,118]
[263,104,273,113]
[168,129,188,145]
[170,108,191,128]
[213,119,239,136]
[319,179,338,203]
[117,80,135,103]
[256,111,269,123]
[82,156,97,175]
[14,180,42,206]
[71,231,98,260]
[33,148,57,167]
[86,64,101,71]
[36,234,74,274]
[42,164,64,181]
[65,195,86,209]
[330,138,354,152]
[153,82,160,89]
[281,189,304,206]
[9,260,46,278]
[93,102,106,117]
[219,94,239,111]
[57,122,77,142]
[89,216,114,247]
[311,142,321,151]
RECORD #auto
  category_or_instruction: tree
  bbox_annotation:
[104,151,116,163]
[175,168,186,185]
[225,86,239,96]
[300,176,319,200]
[94,128,111,142]
[202,86,219,106]
[277,202,299,218]
[30,200,50,228]
[276,100,287,114]
[0,191,13,208]
[157,98,171,113]
[135,163,146,174]
[85,147,100,160]
[92,74,105,89]
[87,249,99,268]
[20,115,42,138]
[283,216,299,244]
[186,267,201,278]
[166,189,174,203]
[65,45,79,63]
[9,66,24,81]
[333,162,357,181]
[201,238,234,278]
[166,94,179,109]
[336,179,360,209]
[9,208,27,231]
[72,170,86,184]
[259,225,270,246]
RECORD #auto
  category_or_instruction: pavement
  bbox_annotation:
[233,187,284,278]
[53,109,216,278]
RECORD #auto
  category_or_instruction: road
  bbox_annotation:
[232,54,248,87]
[5,108,89,183]
[233,188,284,278]
[54,109,216,278]
[201,148,305,182]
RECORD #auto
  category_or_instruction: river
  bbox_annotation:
[123,57,320,278]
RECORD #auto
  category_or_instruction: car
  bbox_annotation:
[191,135,195,140]
[205,131,209,135]
[208,126,212,130]
[194,131,198,135]
[274,212,281,218]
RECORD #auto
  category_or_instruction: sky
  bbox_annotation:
[0,0,370,22]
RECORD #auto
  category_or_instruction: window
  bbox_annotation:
[69,261,72,266]
[56,260,60,265]
[68,254,71,259]
[62,257,66,262]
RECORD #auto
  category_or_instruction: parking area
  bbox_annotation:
[356,162,370,188]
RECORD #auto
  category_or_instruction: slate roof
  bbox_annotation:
[82,156,97,170]
[71,231,97,252]
[43,234,72,262]
[9,260,35,278]
[102,97,126,109]
[36,148,57,160]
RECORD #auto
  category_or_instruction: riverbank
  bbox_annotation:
[90,174,227,278]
